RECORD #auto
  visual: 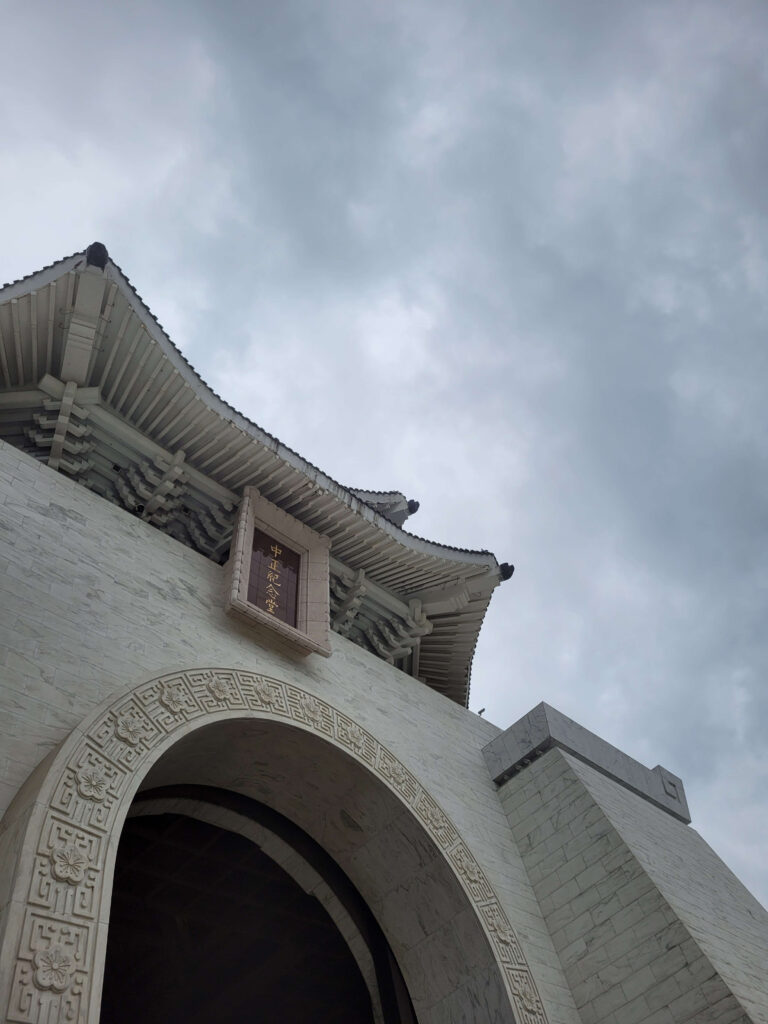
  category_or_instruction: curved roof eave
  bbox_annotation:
[0,246,517,707]
[1,248,501,575]
[98,254,502,576]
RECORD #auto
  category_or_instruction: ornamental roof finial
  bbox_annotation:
[85,242,109,269]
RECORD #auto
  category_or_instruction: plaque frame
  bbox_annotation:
[225,487,332,656]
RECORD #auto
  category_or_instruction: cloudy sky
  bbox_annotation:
[2,1,768,905]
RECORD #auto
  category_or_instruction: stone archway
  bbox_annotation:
[0,669,547,1024]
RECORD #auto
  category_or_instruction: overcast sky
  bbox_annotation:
[2,0,767,906]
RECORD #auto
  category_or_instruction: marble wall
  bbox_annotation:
[0,440,576,1024]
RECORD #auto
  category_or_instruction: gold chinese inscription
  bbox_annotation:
[247,529,300,626]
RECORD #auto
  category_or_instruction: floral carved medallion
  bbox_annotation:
[114,713,143,746]
[32,948,73,992]
[159,683,184,714]
[253,676,280,709]
[75,767,108,802]
[50,845,88,885]
[345,722,365,754]
[208,676,232,702]
[297,692,324,728]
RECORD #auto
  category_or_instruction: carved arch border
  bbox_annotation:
[2,668,548,1024]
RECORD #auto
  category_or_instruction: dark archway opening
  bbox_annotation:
[100,812,376,1023]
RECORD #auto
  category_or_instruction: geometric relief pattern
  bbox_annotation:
[8,669,548,1024]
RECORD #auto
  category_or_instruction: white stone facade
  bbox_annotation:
[1,432,767,1023]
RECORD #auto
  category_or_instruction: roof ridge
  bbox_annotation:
[1,249,83,290]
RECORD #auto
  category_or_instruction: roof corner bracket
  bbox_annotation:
[331,568,367,635]
[143,449,188,518]
[48,382,88,471]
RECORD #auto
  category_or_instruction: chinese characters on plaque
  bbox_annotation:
[247,529,300,626]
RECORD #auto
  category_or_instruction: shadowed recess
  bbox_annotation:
[101,812,375,1024]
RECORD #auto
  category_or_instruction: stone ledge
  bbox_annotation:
[483,702,690,823]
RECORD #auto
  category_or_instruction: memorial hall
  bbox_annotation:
[0,244,766,1023]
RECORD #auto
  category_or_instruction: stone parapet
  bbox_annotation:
[482,702,690,823]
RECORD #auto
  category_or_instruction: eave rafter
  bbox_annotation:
[329,557,434,671]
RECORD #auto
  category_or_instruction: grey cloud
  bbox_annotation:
[1,0,767,904]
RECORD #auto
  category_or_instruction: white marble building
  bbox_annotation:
[0,245,766,1023]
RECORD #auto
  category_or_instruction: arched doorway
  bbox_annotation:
[132,715,514,1022]
[0,670,544,1024]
